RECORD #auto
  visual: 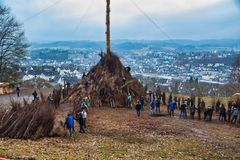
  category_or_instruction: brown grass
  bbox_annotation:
[0,107,239,159]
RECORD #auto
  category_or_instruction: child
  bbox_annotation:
[64,113,74,137]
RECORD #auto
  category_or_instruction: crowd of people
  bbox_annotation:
[14,84,239,138]
[134,90,240,126]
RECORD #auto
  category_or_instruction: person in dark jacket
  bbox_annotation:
[197,104,201,120]
[227,101,232,122]
[219,104,226,121]
[180,103,187,119]
[227,106,232,122]
[210,106,214,121]
[155,97,161,113]
[32,90,38,101]
[215,100,221,113]
[78,112,85,133]
[135,101,142,117]
[162,92,166,105]
[65,113,74,137]
[204,106,212,121]
[190,105,196,119]
[16,85,20,97]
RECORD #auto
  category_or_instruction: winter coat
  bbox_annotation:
[169,102,175,111]
[135,103,142,111]
[78,113,84,125]
[232,108,239,116]
[155,99,161,107]
[180,104,187,111]
[219,106,226,115]
[66,115,74,128]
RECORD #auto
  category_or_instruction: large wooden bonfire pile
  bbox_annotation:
[0,90,63,139]
[68,54,145,107]
[0,101,55,139]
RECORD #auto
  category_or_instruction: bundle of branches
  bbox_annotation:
[68,54,145,108]
[0,100,55,139]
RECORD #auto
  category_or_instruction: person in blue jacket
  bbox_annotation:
[231,105,239,124]
[168,102,175,117]
[64,113,74,137]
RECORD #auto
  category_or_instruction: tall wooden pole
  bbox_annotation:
[106,0,111,55]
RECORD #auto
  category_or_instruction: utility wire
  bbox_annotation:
[23,0,65,22]
[129,0,171,39]
[73,0,95,33]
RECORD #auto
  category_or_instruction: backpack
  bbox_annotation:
[233,108,238,116]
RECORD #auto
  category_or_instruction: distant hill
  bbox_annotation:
[31,39,240,50]
[31,41,105,49]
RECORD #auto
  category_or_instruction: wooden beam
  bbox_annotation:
[106,0,111,55]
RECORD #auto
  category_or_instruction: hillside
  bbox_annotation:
[31,39,240,50]
[0,107,239,159]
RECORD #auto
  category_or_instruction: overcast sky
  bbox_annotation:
[2,0,240,42]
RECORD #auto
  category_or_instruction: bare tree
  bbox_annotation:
[230,54,240,83]
[0,4,28,82]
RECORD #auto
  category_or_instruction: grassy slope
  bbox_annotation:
[0,106,240,160]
